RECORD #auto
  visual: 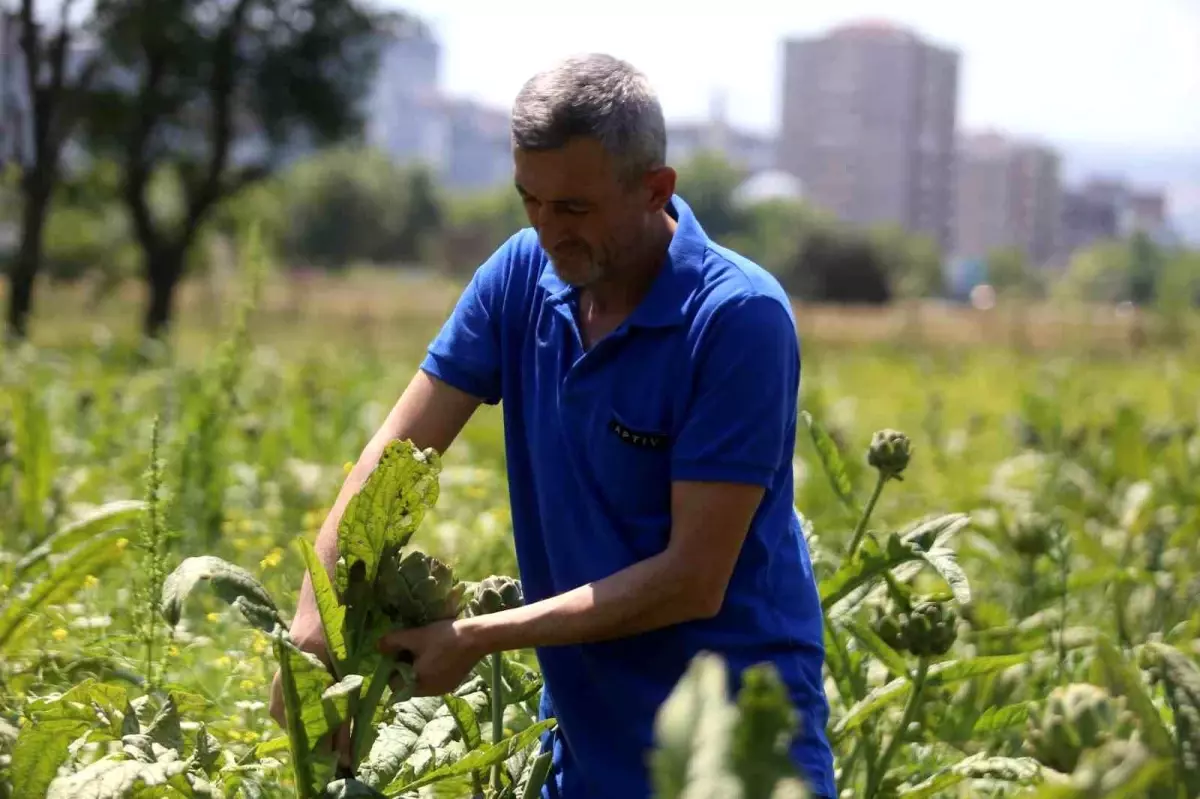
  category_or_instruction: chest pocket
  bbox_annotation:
[589,404,674,518]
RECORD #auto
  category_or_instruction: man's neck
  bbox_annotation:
[587,210,677,316]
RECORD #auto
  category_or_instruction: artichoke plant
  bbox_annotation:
[1025,683,1130,773]
[868,429,912,481]
[376,548,467,628]
[465,575,524,617]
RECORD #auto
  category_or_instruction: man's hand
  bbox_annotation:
[377,619,485,697]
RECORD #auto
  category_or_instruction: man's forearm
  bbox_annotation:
[458,550,718,656]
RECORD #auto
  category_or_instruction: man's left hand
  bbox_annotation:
[378,619,483,696]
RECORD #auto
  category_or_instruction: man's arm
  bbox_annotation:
[458,478,763,654]
[289,369,483,652]
[379,293,801,688]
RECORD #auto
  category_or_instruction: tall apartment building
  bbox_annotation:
[364,15,444,166]
[953,131,1062,267]
[778,21,960,251]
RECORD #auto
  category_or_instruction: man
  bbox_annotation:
[271,53,836,798]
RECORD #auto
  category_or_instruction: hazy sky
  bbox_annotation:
[386,0,1200,151]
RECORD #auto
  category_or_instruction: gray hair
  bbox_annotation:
[511,53,667,182]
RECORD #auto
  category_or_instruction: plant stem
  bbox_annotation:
[848,473,888,559]
[490,652,504,793]
[350,656,395,768]
[869,657,929,798]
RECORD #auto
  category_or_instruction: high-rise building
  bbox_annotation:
[777,20,960,251]
[364,14,444,166]
[953,131,1062,267]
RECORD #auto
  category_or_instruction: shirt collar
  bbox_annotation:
[537,193,708,328]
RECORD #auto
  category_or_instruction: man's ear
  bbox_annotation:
[644,165,677,211]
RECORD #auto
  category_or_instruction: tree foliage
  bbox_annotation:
[80,0,394,338]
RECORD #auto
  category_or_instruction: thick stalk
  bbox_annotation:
[869,657,930,798]
[350,657,396,767]
[490,652,505,793]
[848,472,888,558]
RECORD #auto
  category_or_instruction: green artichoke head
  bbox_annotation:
[904,599,958,657]
[1009,511,1055,557]
[867,429,912,480]
[465,575,524,617]
[1025,683,1124,773]
[376,549,466,628]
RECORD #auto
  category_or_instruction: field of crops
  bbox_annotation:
[2,261,1199,797]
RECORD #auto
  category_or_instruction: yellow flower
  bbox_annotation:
[343,461,354,475]
[259,549,283,570]
[115,538,129,552]
[83,575,100,589]
[52,628,68,642]
[207,612,222,623]
[215,656,232,669]
[251,634,269,655]
[239,679,257,692]
[168,645,180,657]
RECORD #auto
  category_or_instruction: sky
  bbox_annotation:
[385,0,1200,153]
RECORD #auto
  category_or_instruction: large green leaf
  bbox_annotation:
[832,653,1031,743]
[159,555,283,633]
[10,499,147,585]
[275,632,338,798]
[800,411,859,515]
[356,696,445,789]
[44,755,192,798]
[297,537,348,672]
[10,680,133,799]
[898,753,1046,798]
[0,528,132,653]
[384,719,556,795]
[336,439,442,584]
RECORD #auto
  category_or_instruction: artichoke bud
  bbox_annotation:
[376,549,464,628]
[466,575,524,617]
[872,612,907,652]
[867,429,912,480]
[1010,511,1054,557]
[1025,683,1121,773]
[905,600,957,657]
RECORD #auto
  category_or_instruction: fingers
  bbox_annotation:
[377,628,415,654]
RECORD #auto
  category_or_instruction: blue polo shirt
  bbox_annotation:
[419,194,836,798]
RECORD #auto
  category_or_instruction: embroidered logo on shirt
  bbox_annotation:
[608,417,669,450]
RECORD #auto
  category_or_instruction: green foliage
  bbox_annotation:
[4,307,1200,798]
[277,147,445,269]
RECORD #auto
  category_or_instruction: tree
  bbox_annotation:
[673,150,747,244]
[867,224,945,299]
[84,0,393,339]
[986,246,1042,301]
[4,0,102,341]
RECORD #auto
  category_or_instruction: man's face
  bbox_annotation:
[513,136,673,288]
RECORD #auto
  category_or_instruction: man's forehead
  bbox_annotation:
[513,139,618,197]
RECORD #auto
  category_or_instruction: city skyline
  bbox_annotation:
[384,0,1200,153]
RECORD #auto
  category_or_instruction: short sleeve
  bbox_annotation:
[419,242,511,405]
[670,294,800,486]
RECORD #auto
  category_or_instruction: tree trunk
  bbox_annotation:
[143,249,186,341]
[4,185,51,342]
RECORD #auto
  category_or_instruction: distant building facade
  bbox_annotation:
[777,20,960,251]
[953,131,1062,267]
